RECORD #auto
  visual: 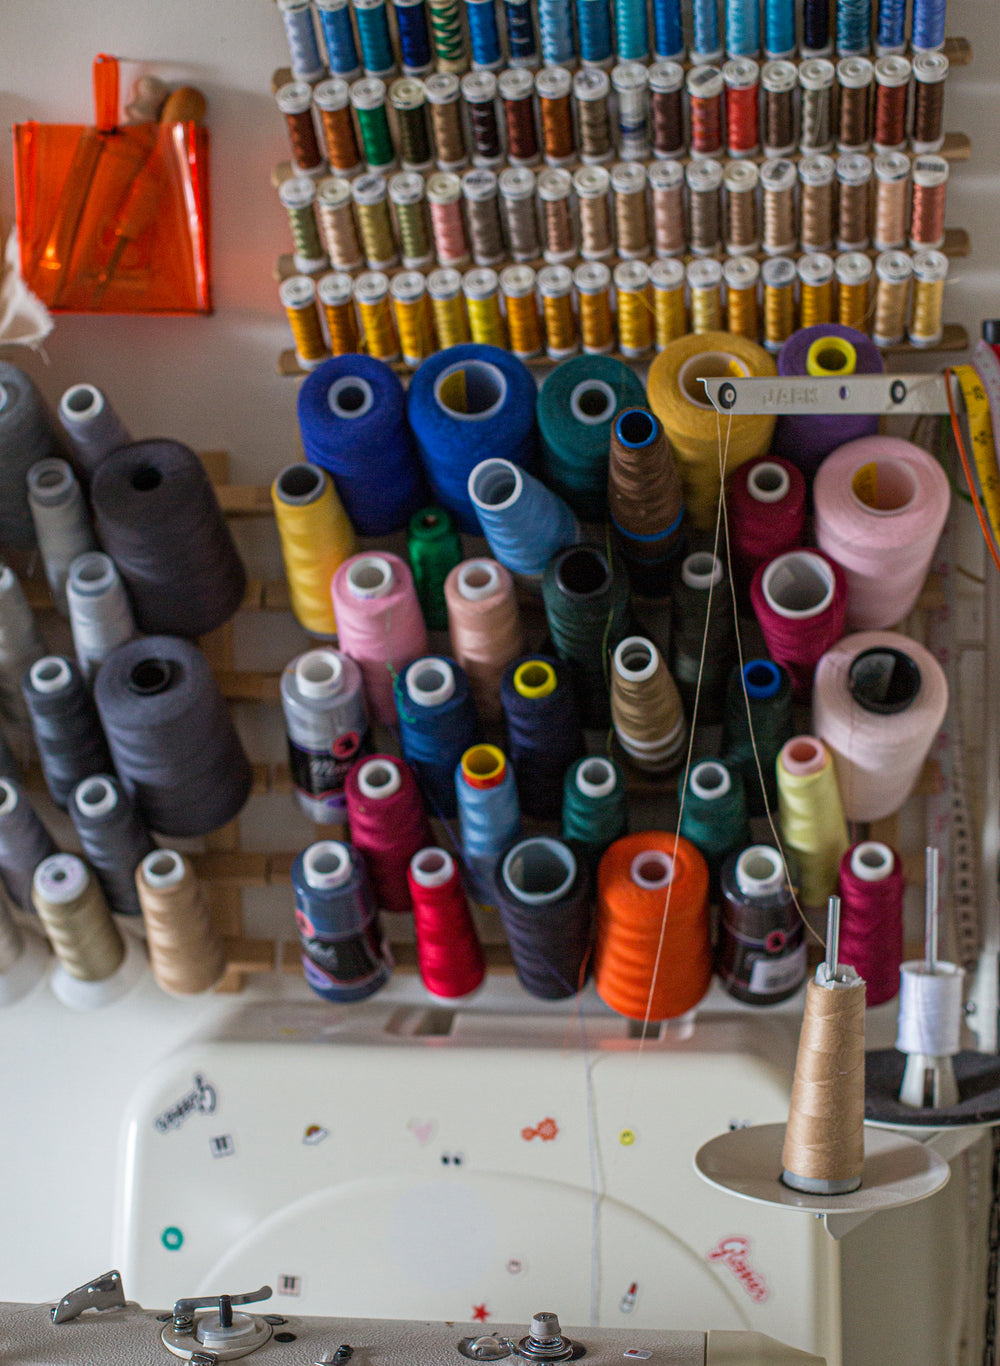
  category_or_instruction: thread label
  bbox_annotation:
[748,943,808,995]
[288,729,370,807]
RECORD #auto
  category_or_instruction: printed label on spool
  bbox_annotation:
[748,942,808,994]
[288,728,371,810]
[851,461,879,508]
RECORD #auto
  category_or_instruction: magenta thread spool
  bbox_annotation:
[750,549,848,697]
[838,841,904,1006]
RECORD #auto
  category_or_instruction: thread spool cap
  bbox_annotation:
[913,52,949,84]
[296,649,345,699]
[797,253,835,287]
[747,461,791,503]
[807,334,858,376]
[762,257,797,289]
[848,646,921,715]
[761,550,835,619]
[723,256,760,289]
[689,760,732,801]
[34,853,88,905]
[722,58,759,90]
[630,849,674,889]
[573,164,611,197]
[141,849,187,889]
[279,175,318,211]
[513,659,557,698]
[502,836,576,905]
[912,249,949,284]
[74,776,119,819]
[409,847,456,888]
[500,166,536,200]
[462,268,500,301]
[535,66,572,101]
[276,80,314,116]
[875,250,914,285]
[462,168,499,202]
[761,59,797,93]
[428,267,463,300]
[350,77,388,111]
[28,459,75,507]
[499,67,535,101]
[406,657,456,707]
[346,553,395,599]
[875,55,911,88]
[836,252,873,286]
[685,159,724,193]
[357,758,403,799]
[874,151,911,183]
[836,153,873,186]
[723,160,759,193]
[352,172,389,206]
[735,845,785,898]
[29,657,72,695]
[798,58,835,90]
[303,840,354,890]
[60,383,104,424]
[850,841,894,882]
[390,271,428,306]
[389,77,426,112]
[427,171,462,204]
[317,176,354,211]
[615,259,650,292]
[780,736,827,777]
[279,276,317,312]
[760,158,797,193]
[424,72,460,104]
[742,659,782,699]
[462,70,498,103]
[648,61,684,94]
[686,65,724,100]
[389,172,426,207]
[651,258,687,289]
[571,262,609,295]
[461,743,507,788]
[354,271,391,307]
[614,636,659,683]
[838,56,874,88]
[647,161,685,196]
[912,155,949,189]
[612,61,649,95]
[313,77,351,112]
[575,757,616,800]
[686,258,723,290]
[799,153,835,186]
[574,66,612,100]
[610,162,646,195]
[318,272,354,308]
[682,551,723,591]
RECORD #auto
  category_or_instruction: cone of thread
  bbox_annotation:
[608,407,685,594]
[136,850,227,995]
[445,558,524,721]
[272,463,357,637]
[610,636,687,773]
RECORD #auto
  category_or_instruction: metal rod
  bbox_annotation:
[826,895,841,982]
[925,845,940,974]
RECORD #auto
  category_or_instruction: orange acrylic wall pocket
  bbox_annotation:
[12,55,211,314]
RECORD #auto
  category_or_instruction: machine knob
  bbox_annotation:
[517,1313,577,1362]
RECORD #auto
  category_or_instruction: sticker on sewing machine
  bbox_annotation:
[521,1116,558,1142]
[278,1274,302,1297]
[623,1350,652,1358]
[154,1074,217,1133]
[441,1151,465,1165]
[161,1227,184,1251]
[471,1304,491,1322]
[408,1118,436,1145]
[505,1257,525,1276]
[706,1237,770,1303]
[210,1133,235,1158]
[619,1283,638,1313]
[303,1124,329,1145]
[618,1128,636,1147]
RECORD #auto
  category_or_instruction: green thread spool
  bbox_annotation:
[669,550,737,726]
[678,758,752,894]
[542,542,632,729]
[721,658,794,818]
[278,177,327,272]
[428,0,466,68]
[537,355,647,523]
[351,78,396,170]
[408,506,464,630]
[562,755,628,870]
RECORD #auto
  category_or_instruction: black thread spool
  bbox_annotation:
[494,835,592,1000]
[292,840,391,1004]
[500,656,586,820]
[717,845,806,1005]
[69,774,155,917]
[90,440,246,638]
[669,551,737,725]
[0,362,60,550]
[23,656,113,809]
[94,635,253,837]
[541,544,631,728]
[0,777,57,909]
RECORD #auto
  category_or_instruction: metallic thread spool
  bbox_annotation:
[687,257,724,335]
[873,151,911,251]
[279,176,328,274]
[612,60,650,162]
[724,159,760,255]
[390,77,433,170]
[462,266,507,346]
[797,252,835,328]
[351,77,397,171]
[615,260,653,359]
[541,263,580,357]
[499,166,541,261]
[687,158,723,257]
[538,167,576,264]
[462,167,505,266]
[574,262,614,354]
[871,249,912,348]
[836,154,873,250]
[277,81,326,176]
[462,69,504,167]
[280,276,329,370]
[313,78,363,175]
[352,173,399,270]
[837,56,874,151]
[760,157,797,255]
[501,265,543,359]
[762,255,797,353]
[424,72,468,169]
[911,52,948,154]
[499,67,540,165]
[536,66,576,165]
[836,250,873,330]
[724,255,760,340]
[427,266,471,345]
[611,161,649,259]
[649,160,685,258]
[909,155,948,250]
[575,165,614,261]
[798,57,835,154]
[391,271,436,368]
[389,171,433,269]
[427,171,470,266]
[648,60,685,159]
[354,270,401,359]
[687,63,724,158]
[650,258,687,348]
[316,177,364,270]
[761,59,797,156]
[799,153,836,253]
[575,67,614,164]
[318,272,359,355]
[908,248,947,348]
[723,57,760,158]
[873,54,911,154]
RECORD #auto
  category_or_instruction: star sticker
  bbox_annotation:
[471,1305,490,1322]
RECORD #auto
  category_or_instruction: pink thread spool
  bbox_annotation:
[750,549,848,697]
[813,436,950,630]
[331,552,428,724]
[345,755,433,914]
[407,846,486,999]
[812,630,949,821]
[838,841,904,1006]
[726,456,806,588]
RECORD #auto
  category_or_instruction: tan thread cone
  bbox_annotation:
[136,850,226,995]
[610,637,687,772]
[608,409,684,548]
[444,558,525,721]
[781,975,866,1187]
[32,857,124,982]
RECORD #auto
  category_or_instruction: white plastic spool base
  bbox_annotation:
[694,1121,949,1239]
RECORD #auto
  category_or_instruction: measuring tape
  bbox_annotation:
[950,363,1000,552]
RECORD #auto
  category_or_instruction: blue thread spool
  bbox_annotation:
[501,656,585,820]
[764,0,796,58]
[504,0,539,65]
[466,0,503,68]
[495,836,592,999]
[727,0,760,56]
[279,0,327,82]
[539,0,576,65]
[537,353,647,523]
[576,0,613,65]
[678,759,753,893]
[652,0,683,60]
[293,840,392,1003]
[562,755,628,869]
[408,344,538,533]
[298,354,426,536]
[354,0,396,75]
[395,0,434,73]
[802,0,832,54]
[456,744,522,902]
[691,0,721,62]
[837,0,871,55]
[395,656,479,818]
[912,0,946,52]
[316,0,362,77]
[875,0,906,54]
[469,458,580,580]
[615,0,649,60]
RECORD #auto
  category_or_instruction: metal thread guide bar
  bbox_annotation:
[700,374,953,417]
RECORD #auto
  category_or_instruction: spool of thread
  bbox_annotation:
[408,345,539,533]
[407,506,463,631]
[331,552,428,725]
[813,436,951,630]
[771,326,883,480]
[292,839,391,1002]
[0,778,57,909]
[408,847,486,998]
[27,460,97,616]
[0,363,59,549]
[896,961,965,1099]
[750,549,848,697]
[646,332,777,530]
[678,758,752,887]
[777,736,849,908]
[0,564,45,725]
[562,755,628,869]
[717,845,806,1005]
[595,831,711,1020]
[23,656,113,810]
[282,649,369,823]
[298,356,425,536]
[536,356,647,522]
[468,458,580,580]
[813,631,948,822]
[66,553,136,684]
[501,656,585,820]
[444,558,524,721]
[32,853,124,987]
[608,407,686,598]
[57,384,132,475]
[272,462,357,638]
[494,836,591,1000]
[136,849,226,995]
[95,635,253,837]
[838,841,904,1006]
[725,457,806,587]
[91,441,246,638]
[456,743,521,902]
[395,656,479,817]
[721,658,794,816]
[541,543,631,727]
[70,775,154,918]
[610,635,687,773]
[670,552,736,724]
[345,756,432,914]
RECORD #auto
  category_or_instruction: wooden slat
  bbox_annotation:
[214,669,282,703]
[215,484,274,516]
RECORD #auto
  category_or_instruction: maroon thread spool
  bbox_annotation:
[837,841,904,1007]
[649,61,685,159]
[345,755,433,914]
[750,549,848,697]
[499,68,539,165]
[726,457,806,590]
[277,81,326,175]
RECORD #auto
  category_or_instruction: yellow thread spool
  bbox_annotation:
[352,173,399,270]
[428,267,470,346]
[649,259,687,350]
[762,255,797,353]
[614,260,653,359]
[807,333,857,376]
[798,252,835,329]
[391,270,435,368]
[272,463,357,637]
[280,275,328,370]
[836,252,873,331]
[501,265,542,359]
[354,270,400,360]
[777,735,849,908]
[723,256,760,341]
[872,249,913,348]
[318,272,359,356]
[541,264,580,359]
[514,660,557,698]
[686,257,724,335]
[908,248,948,348]
[463,267,507,347]
[573,262,612,356]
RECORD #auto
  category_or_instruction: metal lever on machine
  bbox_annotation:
[699,373,953,416]
[50,1269,126,1323]
[163,1286,274,1362]
[172,1287,272,1336]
